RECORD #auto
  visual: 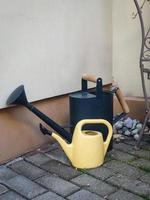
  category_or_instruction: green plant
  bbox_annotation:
[79,169,88,174]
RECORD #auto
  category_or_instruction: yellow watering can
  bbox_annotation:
[49,119,112,169]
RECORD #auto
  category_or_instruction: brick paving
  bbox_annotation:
[0,135,150,200]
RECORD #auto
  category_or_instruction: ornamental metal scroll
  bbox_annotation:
[133,0,150,62]
[134,0,150,108]
[134,0,150,147]
[143,27,150,60]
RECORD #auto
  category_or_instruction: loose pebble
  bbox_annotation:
[136,123,142,130]
[124,117,133,129]
[134,134,140,141]
[131,128,139,135]
[113,116,143,141]
[124,130,131,136]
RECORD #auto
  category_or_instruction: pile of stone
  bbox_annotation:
[113,116,143,141]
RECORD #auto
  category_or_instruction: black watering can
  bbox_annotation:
[69,74,130,150]
[6,85,72,143]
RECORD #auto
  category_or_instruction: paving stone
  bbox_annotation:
[0,166,17,182]
[109,149,136,162]
[104,151,114,162]
[87,166,114,180]
[122,138,137,146]
[6,175,46,199]
[71,174,116,197]
[142,134,150,142]
[114,143,150,160]
[41,160,81,180]
[104,160,144,179]
[130,158,150,171]
[113,143,135,154]
[0,184,8,195]
[67,189,104,200]
[25,152,52,166]
[133,149,150,160]
[36,174,79,197]
[122,138,149,147]
[108,189,143,200]
[8,160,46,180]
[107,174,150,196]
[0,191,26,200]
[140,174,150,184]
[32,191,65,200]
[142,144,150,151]
[46,148,71,166]
[38,142,59,153]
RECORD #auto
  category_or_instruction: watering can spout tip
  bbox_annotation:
[7,85,28,106]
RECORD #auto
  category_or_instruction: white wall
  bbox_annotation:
[113,0,150,97]
[0,0,112,108]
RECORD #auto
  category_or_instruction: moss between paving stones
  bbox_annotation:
[79,169,88,174]
[140,194,150,200]
[139,166,150,173]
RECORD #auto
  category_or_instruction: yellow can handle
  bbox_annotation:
[76,119,112,155]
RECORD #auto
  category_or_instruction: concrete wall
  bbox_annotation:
[113,0,150,97]
[0,0,112,109]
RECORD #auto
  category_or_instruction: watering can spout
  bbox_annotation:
[52,133,73,162]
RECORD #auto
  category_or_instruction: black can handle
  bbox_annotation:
[82,74,103,99]
[82,74,130,123]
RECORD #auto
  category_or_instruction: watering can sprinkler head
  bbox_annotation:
[7,85,28,106]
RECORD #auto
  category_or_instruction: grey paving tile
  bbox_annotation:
[130,158,150,171]
[123,138,148,147]
[133,149,150,160]
[41,160,81,180]
[0,191,26,200]
[32,191,65,200]
[108,189,143,200]
[46,148,71,166]
[107,174,150,196]
[6,175,46,199]
[114,143,150,160]
[87,166,114,180]
[142,144,150,151]
[0,184,8,195]
[0,166,17,182]
[37,142,59,153]
[67,189,104,200]
[25,152,52,166]
[36,174,79,197]
[113,143,134,154]
[122,138,137,146]
[140,174,150,184]
[104,160,144,179]
[71,174,116,197]
[8,160,46,180]
[109,149,136,162]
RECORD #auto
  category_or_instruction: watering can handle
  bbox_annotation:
[76,119,113,155]
[82,74,97,83]
[82,74,130,117]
